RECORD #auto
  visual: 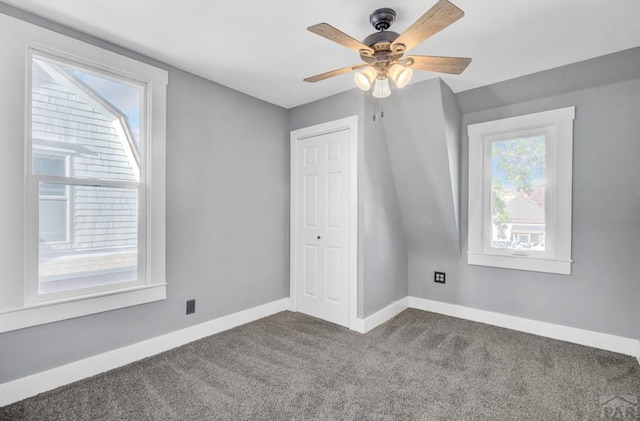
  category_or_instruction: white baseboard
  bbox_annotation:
[351,297,409,334]
[0,297,290,407]
[636,340,640,366]
[408,296,639,358]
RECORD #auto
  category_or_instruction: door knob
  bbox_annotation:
[317,235,321,240]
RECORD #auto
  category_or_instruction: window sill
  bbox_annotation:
[0,283,166,333]
[467,252,571,275]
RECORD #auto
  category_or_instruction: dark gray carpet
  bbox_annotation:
[1,309,639,420]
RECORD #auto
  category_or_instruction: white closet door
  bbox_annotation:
[293,127,351,327]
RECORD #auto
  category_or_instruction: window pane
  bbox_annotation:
[39,197,67,242]
[34,155,65,176]
[39,184,138,294]
[32,55,143,182]
[490,135,546,251]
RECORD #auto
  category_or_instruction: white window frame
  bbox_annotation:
[0,14,167,333]
[467,107,574,275]
[27,48,149,306]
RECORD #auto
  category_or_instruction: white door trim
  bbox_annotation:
[290,116,359,329]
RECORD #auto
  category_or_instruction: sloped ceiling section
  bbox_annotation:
[382,78,461,256]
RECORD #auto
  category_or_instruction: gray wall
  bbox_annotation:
[288,89,364,132]
[0,4,289,383]
[362,97,408,316]
[457,47,640,115]
[410,48,640,339]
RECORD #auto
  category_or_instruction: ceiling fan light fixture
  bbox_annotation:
[388,63,413,89]
[372,77,391,98]
[304,1,471,100]
[354,66,377,91]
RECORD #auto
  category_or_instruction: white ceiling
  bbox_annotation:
[5,0,640,109]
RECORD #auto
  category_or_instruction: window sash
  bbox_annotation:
[481,126,556,260]
[27,179,146,305]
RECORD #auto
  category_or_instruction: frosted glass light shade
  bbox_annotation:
[354,66,377,91]
[389,64,413,88]
[372,78,391,98]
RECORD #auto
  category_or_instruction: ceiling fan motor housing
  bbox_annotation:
[369,8,396,31]
[362,8,404,63]
[363,31,400,49]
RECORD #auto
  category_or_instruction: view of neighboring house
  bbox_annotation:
[32,58,140,293]
[505,194,545,247]
[492,180,545,250]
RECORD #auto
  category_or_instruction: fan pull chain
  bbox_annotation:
[372,98,385,122]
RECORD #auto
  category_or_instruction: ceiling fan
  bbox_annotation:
[304,0,471,98]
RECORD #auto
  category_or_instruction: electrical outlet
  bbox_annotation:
[434,272,446,284]
[186,299,196,315]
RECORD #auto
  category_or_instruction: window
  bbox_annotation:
[0,13,167,333]
[28,52,145,303]
[467,107,574,274]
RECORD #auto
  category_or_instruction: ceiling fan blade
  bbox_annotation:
[392,0,464,53]
[308,23,374,54]
[408,55,471,74]
[304,64,366,83]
